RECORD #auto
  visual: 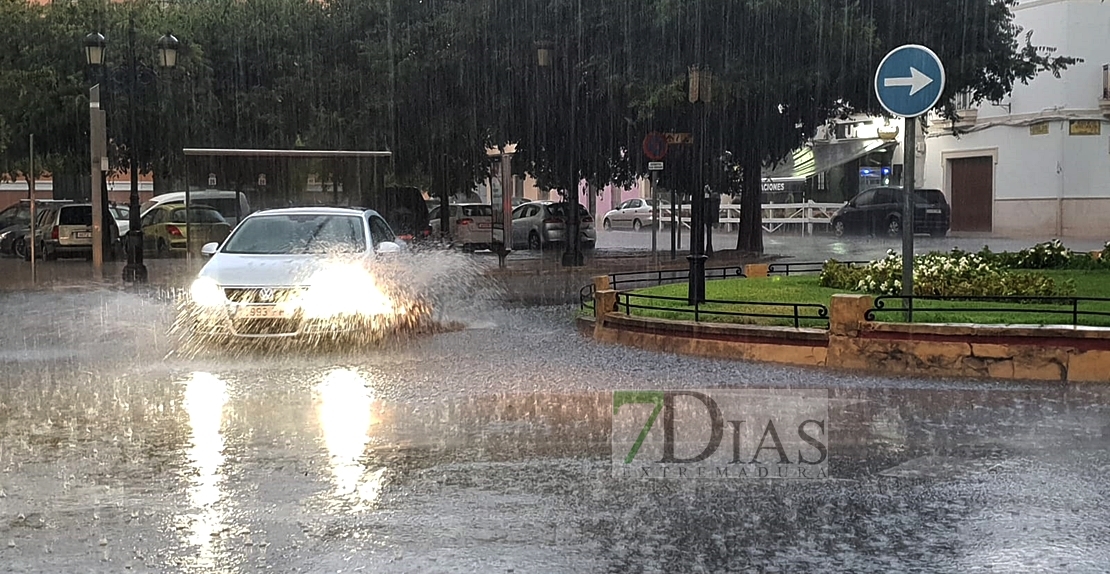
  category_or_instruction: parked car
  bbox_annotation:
[830,187,950,238]
[0,199,74,257]
[110,203,131,236]
[184,207,420,340]
[601,198,671,231]
[24,203,116,261]
[427,203,494,251]
[510,201,596,251]
[140,190,252,227]
[141,204,233,257]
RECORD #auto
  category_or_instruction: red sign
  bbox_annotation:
[642,132,668,161]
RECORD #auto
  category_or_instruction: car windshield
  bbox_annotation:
[220,213,366,254]
[170,208,227,224]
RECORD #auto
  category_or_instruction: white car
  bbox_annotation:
[601,198,670,231]
[427,203,494,251]
[183,207,429,340]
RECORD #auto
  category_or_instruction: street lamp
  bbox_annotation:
[85,23,179,284]
[687,65,711,304]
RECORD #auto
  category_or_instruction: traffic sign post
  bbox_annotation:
[648,162,663,259]
[875,44,945,322]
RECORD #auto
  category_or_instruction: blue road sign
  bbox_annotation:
[874,44,946,118]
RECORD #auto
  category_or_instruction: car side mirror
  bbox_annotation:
[376,241,402,254]
[200,242,219,257]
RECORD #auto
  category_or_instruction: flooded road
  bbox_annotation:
[2,289,1109,573]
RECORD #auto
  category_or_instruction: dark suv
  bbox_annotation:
[830,187,950,238]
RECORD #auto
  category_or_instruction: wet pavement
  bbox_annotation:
[2,270,1110,572]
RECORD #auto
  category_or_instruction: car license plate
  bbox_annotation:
[926,209,942,214]
[236,305,286,319]
[74,232,92,238]
[478,223,492,229]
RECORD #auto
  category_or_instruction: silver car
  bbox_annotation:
[510,201,596,251]
[601,198,671,231]
[184,207,429,341]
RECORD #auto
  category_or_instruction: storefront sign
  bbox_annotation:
[1029,123,1049,136]
[1069,120,1101,136]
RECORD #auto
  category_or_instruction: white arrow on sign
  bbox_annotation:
[883,67,934,96]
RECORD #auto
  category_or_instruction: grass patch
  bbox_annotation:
[620,270,1110,327]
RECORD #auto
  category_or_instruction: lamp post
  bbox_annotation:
[84,21,179,284]
[687,65,711,304]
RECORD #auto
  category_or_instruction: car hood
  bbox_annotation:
[198,253,371,287]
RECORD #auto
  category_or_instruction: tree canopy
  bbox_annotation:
[0,0,1076,252]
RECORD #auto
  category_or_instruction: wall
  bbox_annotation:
[921,0,1110,237]
[586,291,1110,383]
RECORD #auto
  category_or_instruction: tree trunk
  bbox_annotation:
[735,149,764,254]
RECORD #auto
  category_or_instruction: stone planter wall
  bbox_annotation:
[584,286,1110,383]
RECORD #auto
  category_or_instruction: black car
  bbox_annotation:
[830,187,950,238]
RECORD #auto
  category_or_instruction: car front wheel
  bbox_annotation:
[832,219,845,238]
[528,232,542,251]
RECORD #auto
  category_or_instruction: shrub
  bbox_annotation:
[821,249,1075,298]
[971,240,1108,270]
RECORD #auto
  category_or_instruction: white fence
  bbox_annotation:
[659,201,846,236]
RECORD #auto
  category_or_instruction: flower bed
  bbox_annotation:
[821,249,1075,297]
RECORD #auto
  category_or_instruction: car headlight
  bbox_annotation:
[299,264,395,320]
[190,277,226,307]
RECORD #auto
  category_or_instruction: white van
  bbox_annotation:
[140,191,251,227]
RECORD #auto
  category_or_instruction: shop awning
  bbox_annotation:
[763,138,897,180]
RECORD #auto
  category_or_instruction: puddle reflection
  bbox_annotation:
[314,368,386,510]
[179,371,231,569]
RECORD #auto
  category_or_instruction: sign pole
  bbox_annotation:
[902,117,915,322]
[875,43,945,324]
[650,171,658,259]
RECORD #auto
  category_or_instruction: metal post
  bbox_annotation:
[185,177,191,265]
[902,116,916,322]
[650,171,658,262]
[687,101,707,305]
[90,85,104,270]
[670,186,677,260]
[498,151,512,268]
[122,16,147,283]
[29,135,36,284]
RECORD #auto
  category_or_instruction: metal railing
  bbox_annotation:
[608,265,747,290]
[579,284,596,314]
[768,260,869,276]
[616,292,829,328]
[865,295,1110,327]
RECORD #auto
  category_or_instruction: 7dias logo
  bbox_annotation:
[611,389,829,480]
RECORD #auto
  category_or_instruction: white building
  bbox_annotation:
[923,0,1110,238]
